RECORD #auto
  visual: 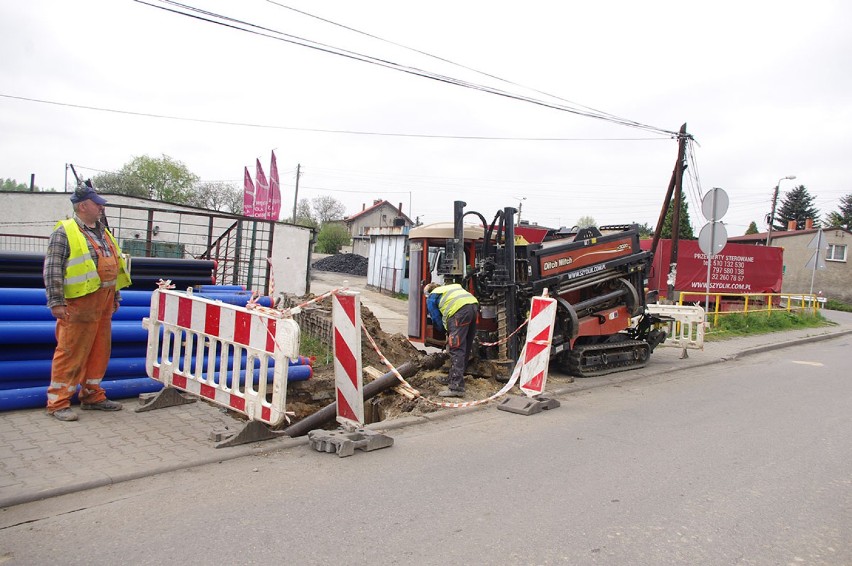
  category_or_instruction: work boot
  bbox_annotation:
[50,408,78,422]
[438,389,465,398]
[81,399,123,411]
[436,375,450,386]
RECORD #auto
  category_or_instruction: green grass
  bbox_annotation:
[825,299,852,312]
[299,334,333,368]
[704,310,830,341]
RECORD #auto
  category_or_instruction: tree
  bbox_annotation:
[91,171,147,198]
[1,178,47,192]
[292,198,318,228]
[315,223,350,254]
[93,155,198,203]
[186,182,242,214]
[825,193,852,229]
[660,196,695,239]
[312,195,346,224]
[576,215,596,228]
[633,222,653,238]
[745,221,759,235]
[774,184,820,231]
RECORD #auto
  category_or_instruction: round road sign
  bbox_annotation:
[699,222,728,257]
[702,187,729,221]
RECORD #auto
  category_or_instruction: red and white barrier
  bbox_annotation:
[333,291,364,428]
[518,294,558,397]
[145,288,300,426]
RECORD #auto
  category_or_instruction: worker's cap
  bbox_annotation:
[70,185,107,206]
[423,283,439,296]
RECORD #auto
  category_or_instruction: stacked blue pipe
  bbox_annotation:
[0,285,311,411]
[0,251,217,290]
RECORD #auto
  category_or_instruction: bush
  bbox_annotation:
[315,223,351,254]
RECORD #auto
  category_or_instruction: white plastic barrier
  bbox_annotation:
[519,295,558,397]
[144,288,300,426]
[332,291,364,428]
[647,304,705,351]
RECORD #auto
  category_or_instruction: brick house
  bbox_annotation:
[728,219,852,303]
[344,200,413,257]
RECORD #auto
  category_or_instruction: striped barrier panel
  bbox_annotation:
[144,288,300,427]
[333,291,363,428]
[307,290,394,456]
[518,294,558,397]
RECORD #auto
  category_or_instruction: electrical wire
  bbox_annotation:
[135,0,683,138]
[0,93,668,142]
[262,0,640,126]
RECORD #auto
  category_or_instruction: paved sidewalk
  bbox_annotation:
[1,303,849,510]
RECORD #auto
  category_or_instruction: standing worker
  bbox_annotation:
[424,282,479,398]
[43,184,132,421]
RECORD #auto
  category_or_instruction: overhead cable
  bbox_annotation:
[0,93,668,142]
[135,0,682,137]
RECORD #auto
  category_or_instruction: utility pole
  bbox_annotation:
[665,123,689,302]
[291,163,301,223]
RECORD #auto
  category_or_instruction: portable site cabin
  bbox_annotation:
[406,222,485,345]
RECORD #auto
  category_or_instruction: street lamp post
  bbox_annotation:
[766,175,797,246]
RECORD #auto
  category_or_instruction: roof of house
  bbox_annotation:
[344,200,413,225]
[729,227,851,244]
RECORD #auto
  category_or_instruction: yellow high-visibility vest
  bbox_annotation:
[58,219,131,298]
[433,283,478,326]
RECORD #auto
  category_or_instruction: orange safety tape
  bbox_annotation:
[253,286,351,359]
[266,256,275,301]
[360,318,537,409]
[477,317,529,347]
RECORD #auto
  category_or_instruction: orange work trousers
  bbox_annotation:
[47,257,118,412]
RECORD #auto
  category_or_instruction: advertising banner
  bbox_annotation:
[642,239,783,297]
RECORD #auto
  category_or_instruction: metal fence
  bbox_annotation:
[1,204,276,294]
[677,291,824,326]
[0,234,49,253]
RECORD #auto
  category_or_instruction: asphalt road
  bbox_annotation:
[1,337,849,565]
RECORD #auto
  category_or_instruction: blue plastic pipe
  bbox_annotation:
[195,285,246,292]
[0,322,149,344]
[0,305,152,322]
[0,364,311,411]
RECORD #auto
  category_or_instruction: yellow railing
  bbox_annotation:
[676,292,824,326]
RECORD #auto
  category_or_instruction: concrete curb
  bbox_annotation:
[719,328,852,360]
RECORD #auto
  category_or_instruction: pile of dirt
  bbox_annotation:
[312,253,368,276]
[283,293,576,430]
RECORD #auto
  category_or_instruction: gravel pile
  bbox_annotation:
[312,253,368,276]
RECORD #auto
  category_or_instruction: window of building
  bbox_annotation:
[826,243,847,262]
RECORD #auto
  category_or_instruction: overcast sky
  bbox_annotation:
[2,0,850,234]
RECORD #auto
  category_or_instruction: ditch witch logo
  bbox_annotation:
[541,242,631,275]
[542,256,573,271]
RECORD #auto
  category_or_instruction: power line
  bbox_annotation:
[0,93,669,142]
[262,1,638,126]
[135,0,682,137]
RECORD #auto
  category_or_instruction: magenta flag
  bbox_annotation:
[268,150,281,221]
[254,159,269,219]
[243,167,255,217]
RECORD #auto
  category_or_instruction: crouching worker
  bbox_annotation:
[43,185,132,421]
[424,282,479,398]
